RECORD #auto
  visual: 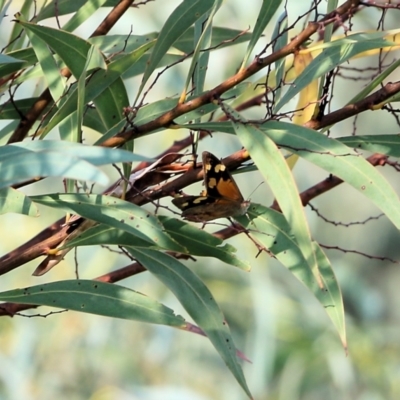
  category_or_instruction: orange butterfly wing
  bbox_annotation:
[172,151,249,222]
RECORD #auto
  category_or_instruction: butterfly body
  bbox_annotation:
[172,152,249,222]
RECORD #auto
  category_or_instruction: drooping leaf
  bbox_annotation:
[127,247,252,399]
[0,187,39,216]
[59,224,155,249]
[92,74,130,130]
[0,98,40,119]
[0,150,109,189]
[339,135,400,157]
[174,26,253,54]
[89,33,158,54]
[235,203,346,348]
[0,280,186,327]
[8,140,151,165]
[30,194,185,253]
[160,216,251,271]
[0,48,35,78]
[231,117,320,288]
[0,54,25,64]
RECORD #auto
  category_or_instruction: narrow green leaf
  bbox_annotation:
[0,48,35,78]
[0,97,40,119]
[235,204,346,348]
[62,0,108,32]
[240,0,282,69]
[25,23,65,102]
[189,12,211,98]
[17,20,104,78]
[323,0,339,42]
[160,216,251,271]
[258,122,400,230]
[271,11,288,102]
[185,0,222,98]
[89,33,158,54]
[275,32,395,111]
[0,280,186,327]
[231,118,320,287]
[65,46,101,191]
[0,121,19,144]
[0,151,108,189]
[37,0,87,21]
[0,0,8,26]
[8,140,151,165]
[313,242,346,349]
[59,113,77,143]
[174,26,253,54]
[0,54,24,64]
[0,187,39,216]
[82,107,107,134]
[93,76,129,130]
[59,224,155,249]
[9,1,32,51]
[75,47,92,142]
[127,247,252,399]
[30,194,185,253]
[137,0,215,101]
[339,135,400,157]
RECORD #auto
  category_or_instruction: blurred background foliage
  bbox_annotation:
[1,1,400,399]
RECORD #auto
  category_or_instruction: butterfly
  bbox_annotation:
[172,151,250,222]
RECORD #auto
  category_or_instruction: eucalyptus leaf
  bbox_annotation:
[0,150,109,189]
[0,280,186,327]
[127,247,252,398]
[235,203,346,348]
[0,187,39,216]
[30,194,185,253]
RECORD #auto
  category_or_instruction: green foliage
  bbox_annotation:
[0,279,186,326]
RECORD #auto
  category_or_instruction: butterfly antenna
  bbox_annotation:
[247,181,264,200]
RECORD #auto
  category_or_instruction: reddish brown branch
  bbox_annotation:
[100,0,361,148]
[0,74,397,276]
[0,77,397,275]
[0,151,389,316]
[305,82,400,131]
